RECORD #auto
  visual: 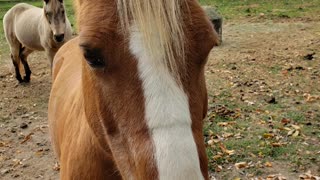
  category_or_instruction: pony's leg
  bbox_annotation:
[5,35,23,83]
[9,43,24,83]
[20,48,33,82]
[45,50,56,68]
[10,53,23,83]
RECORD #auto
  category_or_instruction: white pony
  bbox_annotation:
[3,0,72,83]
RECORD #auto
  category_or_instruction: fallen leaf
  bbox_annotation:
[265,161,273,167]
[299,170,320,180]
[217,122,229,127]
[263,133,275,139]
[303,93,320,102]
[288,130,295,136]
[247,174,255,178]
[215,165,223,172]
[271,142,283,147]
[225,149,235,156]
[258,120,267,125]
[234,133,243,139]
[291,124,301,130]
[35,151,43,156]
[219,143,235,155]
[293,130,300,137]
[212,139,221,143]
[248,152,257,158]
[213,154,222,160]
[207,113,216,120]
[235,162,248,169]
[267,174,287,180]
[53,162,60,171]
[222,132,234,138]
[245,100,255,105]
[207,139,215,146]
[12,159,22,168]
[281,118,291,124]
[20,132,34,144]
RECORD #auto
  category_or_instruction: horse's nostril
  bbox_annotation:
[54,34,65,42]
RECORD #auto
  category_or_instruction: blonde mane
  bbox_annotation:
[116,0,186,78]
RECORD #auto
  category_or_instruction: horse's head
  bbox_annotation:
[76,0,218,179]
[43,0,67,43]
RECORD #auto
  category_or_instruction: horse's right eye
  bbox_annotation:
[45,12,52,24]
[82,47,106,69]
[46,12,52,17]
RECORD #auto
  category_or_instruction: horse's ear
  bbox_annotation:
[44,0,49,4]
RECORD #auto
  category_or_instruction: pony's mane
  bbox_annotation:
[116,0,186,78]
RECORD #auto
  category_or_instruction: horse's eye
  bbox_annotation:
[82,48,106,68]
[46,12,51,17]
[45,12,52,24]
[62,10,65,15]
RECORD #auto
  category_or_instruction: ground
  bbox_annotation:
[206,20,320,179]
[0,1,320,180]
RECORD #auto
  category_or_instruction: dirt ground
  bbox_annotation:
[0,19,319,179]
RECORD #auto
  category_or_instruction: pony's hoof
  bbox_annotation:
[23,76,30,83]
[16,77,24,83]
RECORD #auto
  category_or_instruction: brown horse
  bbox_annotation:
[48,0,218,179]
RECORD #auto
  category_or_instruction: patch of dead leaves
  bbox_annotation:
[222,132,234,139]
[299,170,320,180]
[217,121,236,127]
[266,174,287,180]
[287,124,302,137]
[303,93,320,102]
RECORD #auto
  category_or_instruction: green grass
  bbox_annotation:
[283,111,306,123]
[200,0,320,20]
[1,0,319,48]
[206,100,320,173]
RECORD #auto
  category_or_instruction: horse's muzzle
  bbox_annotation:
[54,34,65,43]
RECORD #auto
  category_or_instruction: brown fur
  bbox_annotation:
[48,0,218,179]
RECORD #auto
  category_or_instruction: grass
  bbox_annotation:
[200,0,320,20]
[206,91,320,178]
[1,0,319,46]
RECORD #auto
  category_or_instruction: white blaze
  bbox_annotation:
[129,26,204,180]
